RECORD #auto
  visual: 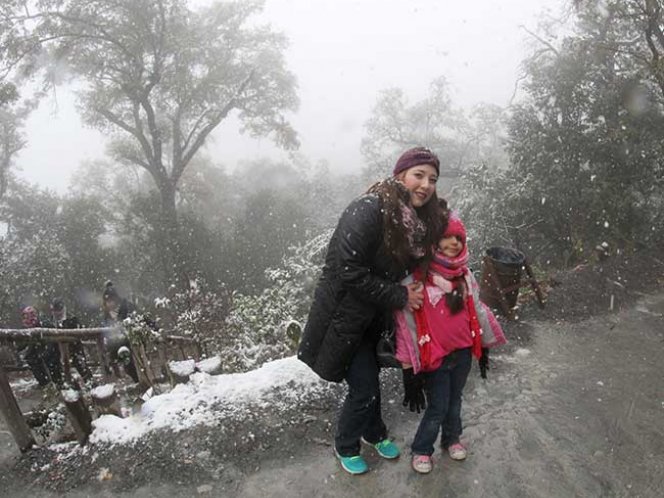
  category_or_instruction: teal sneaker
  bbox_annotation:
[361,437,401,459]
[334,448,369,475]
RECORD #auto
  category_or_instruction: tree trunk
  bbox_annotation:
[157,180,187,290]
[62,390,92,445]
[0,366,35,452]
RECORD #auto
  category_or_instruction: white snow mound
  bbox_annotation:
[91,384,115,399]
[168,359,196,376]
[90,356,327,445]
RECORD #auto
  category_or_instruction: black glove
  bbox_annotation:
[479,348,489,379]
[402,369,426,413]
[62,317,80,329]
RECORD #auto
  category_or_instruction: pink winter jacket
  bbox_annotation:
[395,273,507,374]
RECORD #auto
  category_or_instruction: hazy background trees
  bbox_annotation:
[455,0,664,266]
[2,0,299,288]
[0,0,662,368]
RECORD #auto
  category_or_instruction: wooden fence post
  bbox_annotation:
[134,344,158,391]
[524,260,546,309]
[157,343,168,381]
[0,366,35,452]
[58,342,72,384]
[91,384,122,418]
[95,334,112,381]
[61,389,92,445]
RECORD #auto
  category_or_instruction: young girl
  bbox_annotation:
[395,212,506,474]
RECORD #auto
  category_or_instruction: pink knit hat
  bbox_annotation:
[443,214,466,245]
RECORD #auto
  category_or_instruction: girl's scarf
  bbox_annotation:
[414,247,483,369]
[430,244,469,279]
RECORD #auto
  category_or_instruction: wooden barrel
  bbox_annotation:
[479,247,525,314]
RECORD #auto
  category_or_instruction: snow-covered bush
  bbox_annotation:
[154,278,230,355]
[220,230,331,372]
[122,311,161,348]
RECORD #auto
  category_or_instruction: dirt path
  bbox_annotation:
[236,292,664,498]
[1,292,663,497]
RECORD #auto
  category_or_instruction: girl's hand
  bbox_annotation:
[402,368,427,413]
[405,282,424,311]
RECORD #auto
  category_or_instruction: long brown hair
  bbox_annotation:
[417,197,451,279]
[367,178,447,267]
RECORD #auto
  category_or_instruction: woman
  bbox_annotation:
[298,147,444,475]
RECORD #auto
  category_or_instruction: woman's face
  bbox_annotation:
[439,235,463,258]
[399,164,438,207]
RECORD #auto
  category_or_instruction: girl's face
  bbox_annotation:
[398,164,438,207]
[439,235,463,258]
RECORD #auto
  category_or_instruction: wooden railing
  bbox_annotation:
[0,326,201,452]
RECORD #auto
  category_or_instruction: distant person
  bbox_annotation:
[101,281,139,383]
[394,213,507,474]
[48,298,93,383]
[19,306,63,388]
[298,147,445,475]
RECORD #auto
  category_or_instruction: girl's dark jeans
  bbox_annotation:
[411,347,472,456]
[334,340,388,457]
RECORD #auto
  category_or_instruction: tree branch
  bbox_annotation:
[136,93,165,178]
[97,107,155,172]
[174,70,255,182]
[519,24,560,56]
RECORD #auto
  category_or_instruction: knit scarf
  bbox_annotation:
[430,244,469,280]
[414,247,483,370]
[400,201,427,259]
[367,177,427,260]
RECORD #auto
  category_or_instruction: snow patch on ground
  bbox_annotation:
[90,356,327,445]
[196,356,221,373]
[168,359,196,376]
[10,377,38,393]
[91,384,115,399]
[61,389,79,403]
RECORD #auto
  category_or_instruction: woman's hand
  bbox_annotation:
[405,282,424,311]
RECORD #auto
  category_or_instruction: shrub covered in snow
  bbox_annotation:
[154,278,230,355]
[219,230,331,372]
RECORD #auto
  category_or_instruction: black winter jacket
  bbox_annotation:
[298,193,411,382]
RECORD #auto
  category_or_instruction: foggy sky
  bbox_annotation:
[16,0,565,192]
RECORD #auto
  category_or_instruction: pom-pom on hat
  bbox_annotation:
[393,147,440,176]
[443,214,467,246]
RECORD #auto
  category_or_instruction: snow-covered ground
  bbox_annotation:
[9,377,38,393]
[91,356,330,445]
[3,292,663,497]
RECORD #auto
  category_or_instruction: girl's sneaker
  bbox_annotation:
[447,442,467,461]
[411,454,433,474]
[334,448,369,475]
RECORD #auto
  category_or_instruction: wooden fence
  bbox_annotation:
[0,326,200,452]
